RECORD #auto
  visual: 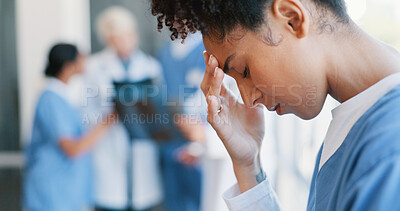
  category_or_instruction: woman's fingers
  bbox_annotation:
[203,51,210,66]
[207,95,223,128]
[202,52,235,133]
[202,51,227,100]
[208,67,224,97]
[201,52,219,96]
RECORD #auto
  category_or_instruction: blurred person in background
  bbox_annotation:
[157,32,237,211]
[23,43,115,211]
[159,32,238,211]
[83,6,163,211]
[157,32,204,211]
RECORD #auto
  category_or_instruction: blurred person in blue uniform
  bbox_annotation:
[24,43,115,211]
[83,6,163,211]
[157,32,206,211]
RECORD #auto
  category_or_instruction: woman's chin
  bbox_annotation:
[297,109,320,120]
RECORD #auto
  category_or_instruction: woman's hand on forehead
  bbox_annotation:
[201,50,266,193]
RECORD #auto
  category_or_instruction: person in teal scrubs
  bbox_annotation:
[24,44,115,211]
[151,0,400,210]
[157,33,205,211]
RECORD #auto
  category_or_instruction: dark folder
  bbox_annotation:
[113,79,182,142]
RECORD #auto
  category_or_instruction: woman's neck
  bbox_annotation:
[325,25,400,103]
[57,70,73,84]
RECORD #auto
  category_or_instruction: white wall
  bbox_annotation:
[16,0,91,145]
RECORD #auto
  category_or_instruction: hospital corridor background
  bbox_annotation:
[1,0,400,210]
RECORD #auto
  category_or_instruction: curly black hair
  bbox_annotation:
[151,0,349,42]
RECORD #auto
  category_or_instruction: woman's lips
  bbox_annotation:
[253,97,280,112]
[252,97,263,107]
[269,103,280,111]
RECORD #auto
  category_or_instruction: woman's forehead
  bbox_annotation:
[203,36,237,64]
[203,31,259,70]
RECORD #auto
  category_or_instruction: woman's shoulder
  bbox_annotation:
[36,90,71,112]
[362,84,400,130]
[346,85,400,178]
[38,89,65,102]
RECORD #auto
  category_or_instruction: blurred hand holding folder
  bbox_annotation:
[113,79,183,142]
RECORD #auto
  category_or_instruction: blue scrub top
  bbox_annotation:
[307,85,400,211]
[157,42,206,101]
[24,90,93,211]
[157,40,205,211]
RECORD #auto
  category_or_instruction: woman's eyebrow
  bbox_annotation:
[223,53,236,74]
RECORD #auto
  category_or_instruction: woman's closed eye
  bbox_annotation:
[243,67,249,78]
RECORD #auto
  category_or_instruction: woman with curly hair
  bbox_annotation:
[152,0,400,210]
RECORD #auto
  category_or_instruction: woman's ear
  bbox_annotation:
[272,0,310,38]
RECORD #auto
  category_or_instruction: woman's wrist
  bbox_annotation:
[232,154,263,193]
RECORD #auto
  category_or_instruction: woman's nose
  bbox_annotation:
[238,83,260,107]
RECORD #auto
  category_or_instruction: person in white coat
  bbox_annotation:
[83,6,163,211]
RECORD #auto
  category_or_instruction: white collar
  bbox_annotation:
[319,72,400,170]
[46,77,71,103]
